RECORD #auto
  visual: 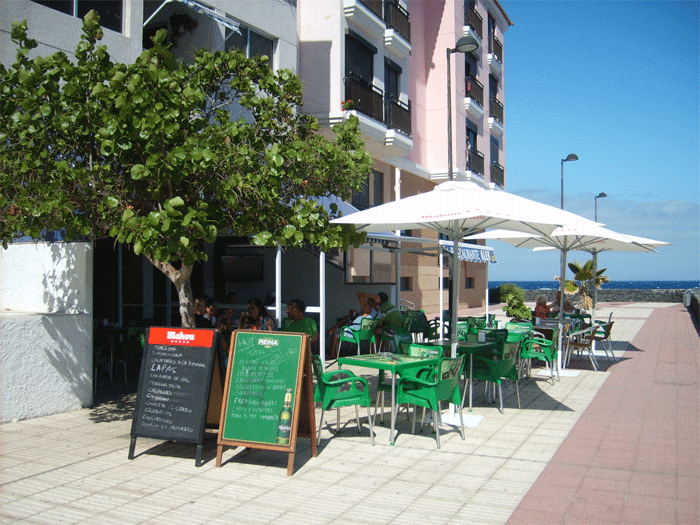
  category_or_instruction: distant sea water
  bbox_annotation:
[490,280,700,290]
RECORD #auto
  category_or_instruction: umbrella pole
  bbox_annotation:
[558,248,567,374]
[450,231,460,360]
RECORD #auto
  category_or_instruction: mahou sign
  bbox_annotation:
[129,327,219,467]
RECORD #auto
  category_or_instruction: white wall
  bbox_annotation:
[0,242,94,422]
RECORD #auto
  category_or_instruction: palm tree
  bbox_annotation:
[556,259,610,310]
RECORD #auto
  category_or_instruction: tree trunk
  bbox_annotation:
[147,257,195,328]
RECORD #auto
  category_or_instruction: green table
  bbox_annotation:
[338,353,438,445]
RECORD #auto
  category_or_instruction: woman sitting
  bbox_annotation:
[239,299,275,331]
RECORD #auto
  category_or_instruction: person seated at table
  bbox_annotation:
[282,299,318,344]
[533,295,551,319]
[550,292,575,314]
[194,297,214,328]
[327,292,381,357]
[375,292,407,350]
[239,299,275,331]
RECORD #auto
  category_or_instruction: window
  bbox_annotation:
[489,74,498,99]
[385,60,401,101]
[491,136,500,165]
[400,276,413,292]
[226,25,274,63]
[373,170,384,205]
[351,178,370,211]
[32,0,123,33]
[466,120,478,153]
[465,276,475,289]
[345,32,376,84]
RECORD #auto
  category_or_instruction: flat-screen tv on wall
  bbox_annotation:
[221,254,264,282]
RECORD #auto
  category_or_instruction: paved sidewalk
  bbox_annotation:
[1,303,697,524]
[507,303,699,525]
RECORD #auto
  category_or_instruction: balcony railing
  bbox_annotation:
[491,163,504,187]
[385,0,410,43]
[386,97,411,135]
[464,5,483,39]
[490,98,504,124]
[467,150,485,175]
[345,76,385,123]
[466,75,484,107]
[490,34,503,63]
[359,0,383,19]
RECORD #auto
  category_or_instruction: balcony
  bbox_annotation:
[344,0,385,37]
[488,34,503,77]
[490,98,504,124]
[465,75,484,120]
[385,1,410,43]
[361,0,383,19]
[385,97,411,136]
[467,150,485,176]
[491,163,505,187]
[345,76,385,124]
[464,4,483,39]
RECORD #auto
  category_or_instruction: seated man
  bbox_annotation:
[282,299,318,344]
[327,292,381,358]
[549,292,575,314]
[376,292,409,352]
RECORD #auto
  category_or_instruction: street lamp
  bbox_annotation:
[447,35,480,181]
[445,35,479,352]
[595,192,607,221]
[560,153,578,209]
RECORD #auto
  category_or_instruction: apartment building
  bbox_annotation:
[299,0,512,315]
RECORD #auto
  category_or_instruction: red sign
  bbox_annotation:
[148,327,214,347]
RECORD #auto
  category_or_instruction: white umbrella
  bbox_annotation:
[466,225,669,367]
[331,181,601,357]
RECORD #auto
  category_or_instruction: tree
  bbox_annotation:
[0,13,372,327]
[557,259,610,310]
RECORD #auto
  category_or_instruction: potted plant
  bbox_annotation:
[557,259,610,310]
[501,283,531,322]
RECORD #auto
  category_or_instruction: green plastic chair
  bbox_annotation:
[337,317,380,356]
[505,321,532,334]
[472,334,521,413]
[311,355,374,446]
[404,309,431,342]
[520,328,560,384]
[395,356,465,448]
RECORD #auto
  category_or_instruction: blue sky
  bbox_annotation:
[488,0,699,282]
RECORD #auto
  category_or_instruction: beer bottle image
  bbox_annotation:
[276,388,293,445]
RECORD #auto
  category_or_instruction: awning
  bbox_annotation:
[144,0,240,33]
[440,240,497,263]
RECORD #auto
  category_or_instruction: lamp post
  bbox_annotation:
[560,153,578,209]
[594,192,607,221]
[558,152,578,350]
[445,34,479,367]
[447,35,480,181]
[592,192,607,310]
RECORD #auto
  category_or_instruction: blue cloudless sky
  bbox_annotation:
[488,0,699,282]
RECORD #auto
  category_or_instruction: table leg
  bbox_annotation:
[469,354,473,412]
[390,372,397,445]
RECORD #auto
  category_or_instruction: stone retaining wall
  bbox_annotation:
[521,289,686,303]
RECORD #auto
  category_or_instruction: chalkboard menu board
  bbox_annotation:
[129,327,218,466]
[216,330,316,475]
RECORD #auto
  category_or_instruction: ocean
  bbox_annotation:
[490,280,700,290]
